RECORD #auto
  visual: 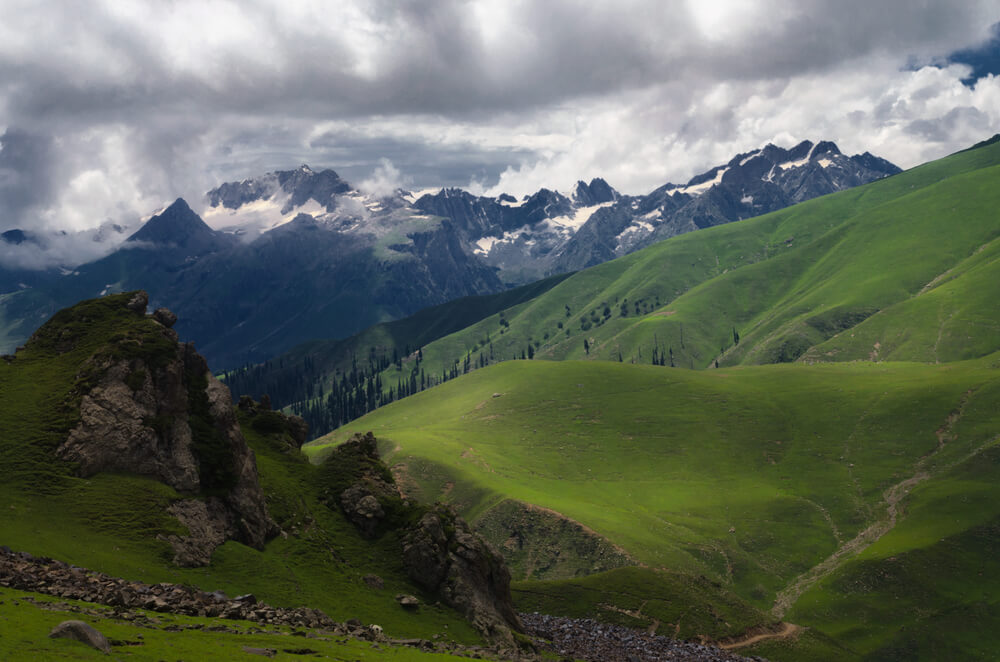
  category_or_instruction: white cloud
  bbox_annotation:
[358,158,411,198]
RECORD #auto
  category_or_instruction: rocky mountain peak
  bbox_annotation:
[128,198,230,254]
[572,178,619,206]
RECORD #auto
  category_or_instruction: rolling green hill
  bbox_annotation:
[308,356,1000,659]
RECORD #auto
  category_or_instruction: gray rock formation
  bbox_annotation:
[49,620,111,654]
[153,307,178,328]
[332,432,405,539]
[327,432,523,645]
[403,506,523,646]
[54,292,277,565]
[340,484,386,538]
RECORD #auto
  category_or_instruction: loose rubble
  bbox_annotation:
[1,547,339,631]
[520,613,769,662]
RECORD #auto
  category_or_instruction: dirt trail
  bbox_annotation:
[772,471,928,617]
[772,391,974,618]
[718,622,802,650]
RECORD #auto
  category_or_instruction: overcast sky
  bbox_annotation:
[1,0,999,242]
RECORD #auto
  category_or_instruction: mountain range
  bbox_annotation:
[0,140,898,370]
[1,134,998,661]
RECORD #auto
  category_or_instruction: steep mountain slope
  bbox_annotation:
[408,140,898,284]
[394,136,1000,371]
[0,292,528,649]
[545,140,899,276]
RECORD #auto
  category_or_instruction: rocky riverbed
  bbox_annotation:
[520,612,768,662]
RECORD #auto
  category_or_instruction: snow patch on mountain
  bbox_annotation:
[781,143,819,169]
[677,167,728,195]
[549,202,615,232]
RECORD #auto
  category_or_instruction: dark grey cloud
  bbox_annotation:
[5,1,995,124]
[304,131,535,190]
[0,129,56,228]
[945,21,1000,83]
[0,0,998,259]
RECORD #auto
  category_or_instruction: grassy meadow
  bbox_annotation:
[308,355,1000,659]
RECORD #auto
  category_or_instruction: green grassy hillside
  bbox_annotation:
[0,294,481,649]
[308,356,1000,659]
[400,137,1000,373]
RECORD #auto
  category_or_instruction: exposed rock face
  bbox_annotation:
[54,292,277,565]
[340,484,386,538]
[403,506,523,645]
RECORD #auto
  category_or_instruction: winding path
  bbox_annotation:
[771,390,975,618]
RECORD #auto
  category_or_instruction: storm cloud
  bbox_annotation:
[1,0,999,261]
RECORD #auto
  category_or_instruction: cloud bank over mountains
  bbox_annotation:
[1,0,999,239]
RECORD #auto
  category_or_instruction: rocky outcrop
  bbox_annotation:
[53,291,277,566]
[403,506,523,645]
[327,432,523,645]
[327,432,406,539]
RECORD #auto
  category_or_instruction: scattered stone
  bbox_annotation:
[48,620,112,654]
[152,307,178,328]
[242,646,276,657]
[396,594,420,609]
[363,574,384,590]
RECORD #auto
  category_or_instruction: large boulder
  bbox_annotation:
[49,620,111,654]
